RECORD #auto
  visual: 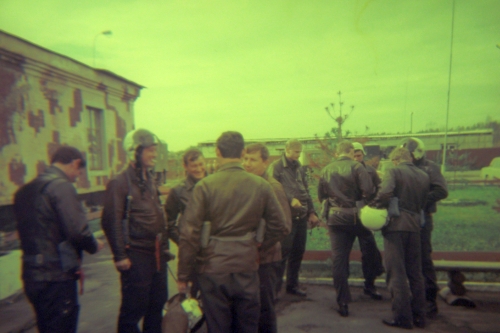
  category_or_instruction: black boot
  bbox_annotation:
[364,281,383,300]
[337,303,349,317]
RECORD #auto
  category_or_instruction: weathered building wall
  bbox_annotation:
[0,31,142,208]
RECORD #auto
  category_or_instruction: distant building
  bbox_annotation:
[0,30,143,228]
[185,129,499,177]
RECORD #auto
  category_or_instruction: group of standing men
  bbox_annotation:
[318,138,448,329]
[14,127,447,333]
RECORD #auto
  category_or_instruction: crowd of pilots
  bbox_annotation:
[14,128,447,333]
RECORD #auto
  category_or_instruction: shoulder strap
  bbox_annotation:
[123,171,133,220]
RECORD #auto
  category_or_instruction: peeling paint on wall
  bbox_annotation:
[108,142,114,169]
[76,152,91,189]
[52,131,60,144]
[8,158,26,186]
[36,160,47,176]
[28,109,45,133]
[48,98,62,115]
[39,72,63,115]
[97,83,129,172]
[1,31,141,207]
[69,89,83,127]
[47,142,60,163]
[115,114,127,172]
[121,86,138,113]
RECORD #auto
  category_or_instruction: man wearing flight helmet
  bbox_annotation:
[399,137,448,318]
[102,129,170,333]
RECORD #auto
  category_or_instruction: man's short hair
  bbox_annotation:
[50,146,86,168]
[245,143,269,161]
[183,148,203,166]
[336,140,354,156]
[389,147,412,163]
[216,131,244,158]
[285,139,302,150]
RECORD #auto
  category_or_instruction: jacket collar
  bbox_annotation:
[217,161,244,172]
[282,153,300,169]
[46,165,70,181]
[338,156,352,161]
[185,174,199,190]
[125,164,154,182]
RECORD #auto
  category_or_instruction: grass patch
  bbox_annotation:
[306,185,500,252]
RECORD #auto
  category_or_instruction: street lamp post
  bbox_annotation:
[441,0,456,175]
[93,30,112,68]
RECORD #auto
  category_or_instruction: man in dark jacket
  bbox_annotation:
[164,148,207,243]
[352,142,385,300]
[400,137,448,317]
[177,131,288,333]
[101,129,170,333]
[318,140,373,317]
[164,148,206,295]
[372,147,430,329]
[270,139,319,297]
[243,143,292,333]
[14,146,104,333]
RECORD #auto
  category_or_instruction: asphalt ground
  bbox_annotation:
[1,245,500,333]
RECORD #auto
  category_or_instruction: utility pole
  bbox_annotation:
[442,0,456,174]
[324,91,354,141]
[410,112,414,133]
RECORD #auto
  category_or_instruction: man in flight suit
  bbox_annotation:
[14,146,104,333]
[318,140,373,317]
[352,142,385,300]
[269,139,319,297]
[102,129,171,333]
[372,147,430,329]
[177,131,288,333]
[243,143,291,333]
[165,148,207,243]
[400,137,448,318]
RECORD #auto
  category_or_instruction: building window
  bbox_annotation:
[86,107,105,171]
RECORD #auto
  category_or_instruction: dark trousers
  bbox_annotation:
[258,262,280,333]
[118,250,167,333]
[383,231,426,324]
[358,229,384,288]
[24,279,79,333]
[328,223,373,304]
[421,215,438,304]
[277,216,308,291]
[198,271,260,333]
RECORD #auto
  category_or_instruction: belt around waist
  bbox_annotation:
[23,254,60,265]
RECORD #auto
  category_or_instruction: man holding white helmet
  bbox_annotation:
[352,142,385,300]
[102,129,170,333]
[372,147,430,329]
[399,137,448,318]
[317,140,373,317]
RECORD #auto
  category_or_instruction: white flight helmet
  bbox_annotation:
[399,137,425,161]
[360,206,387,231]
[123,128,159,163]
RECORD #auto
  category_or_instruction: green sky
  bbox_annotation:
[1,0,499,151]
